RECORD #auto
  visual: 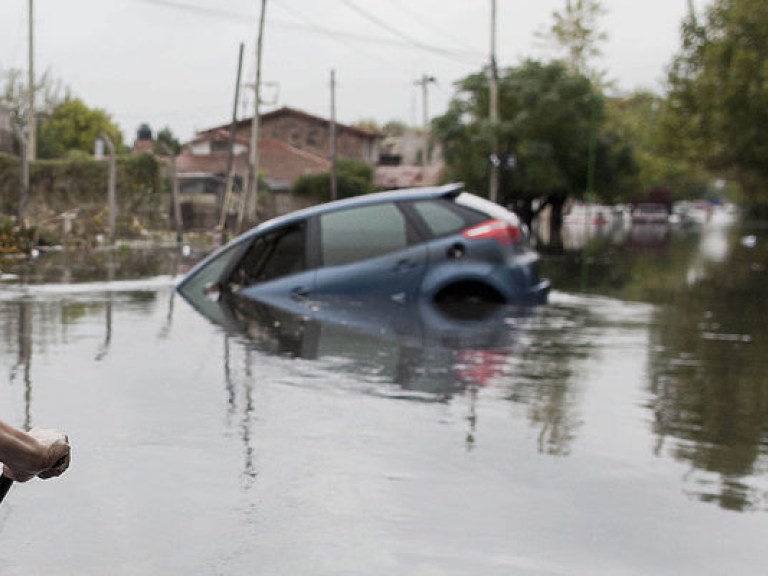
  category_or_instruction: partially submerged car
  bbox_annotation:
[177,184,550,312]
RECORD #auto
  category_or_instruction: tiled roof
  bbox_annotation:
[197,106,382,140]
[186,127,251,148]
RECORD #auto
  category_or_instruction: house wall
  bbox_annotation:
[233,113,379,165]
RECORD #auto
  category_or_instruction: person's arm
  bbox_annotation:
[0,421,71,482]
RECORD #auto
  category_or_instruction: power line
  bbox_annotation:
[385,0,480,55]
[130,0,482,65]
[336,0,479,63]
[132,0,252,22]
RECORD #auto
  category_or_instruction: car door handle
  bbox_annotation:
[291,286,310,301]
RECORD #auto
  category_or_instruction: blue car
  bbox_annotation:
[177,183,550,311]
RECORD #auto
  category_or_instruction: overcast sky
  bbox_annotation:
[0,0,704,145]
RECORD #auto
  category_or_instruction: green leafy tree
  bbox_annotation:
[291,157,373,202]
[154,126,182,155]
[432,60,637,225]
[37,97,123,159]
[662,0,768,212]
[605,91,712,200]
[537,0,608,84]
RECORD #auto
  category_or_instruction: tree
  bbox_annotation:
[537,0,608,84]
[291,157,373,202]
[0,67,67,145]
[432,60,637,226]
[662,0,768,212]
[154,126,182,155]
[605,91,711,200]
[36,97,123,159]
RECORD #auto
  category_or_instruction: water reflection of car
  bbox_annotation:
[177,184,549,311]
[179,279,528,395]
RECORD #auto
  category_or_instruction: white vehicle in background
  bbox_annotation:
[631,203,670,224]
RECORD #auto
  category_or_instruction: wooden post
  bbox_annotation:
[170,153,183,244]
[220,42,245,232]
[330,69,338,201]
[99,132,117,245]
[243,0,268,229]
[489,0,500,203]
[12,124,29,229]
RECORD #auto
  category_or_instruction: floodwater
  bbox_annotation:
[1,215,767,575]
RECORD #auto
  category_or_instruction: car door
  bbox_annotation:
[227,221,316,313]
[312,202,428,305]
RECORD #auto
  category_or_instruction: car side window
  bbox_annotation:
[228,224,305,288]
[320,203,409,267]
[411,199,487,238]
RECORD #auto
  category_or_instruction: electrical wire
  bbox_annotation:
[128,0,482,65]
[336,0,480,63]
[379,0,481,56]
[132,0,253,22]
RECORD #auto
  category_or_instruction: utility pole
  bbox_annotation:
[488,0,500,203]
[27,0,36,162]
[330,69,338,201]
[415,74,436,184]
[100,132,117,245]
[220,42,245,232]
[12,125,29,229]
[243,0,268,230]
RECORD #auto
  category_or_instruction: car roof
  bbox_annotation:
[245,182,465,237]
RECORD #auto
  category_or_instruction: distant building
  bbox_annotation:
[197,106,381,167]
[375,127,443,189]
[173,107,381,225]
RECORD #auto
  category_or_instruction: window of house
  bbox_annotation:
[307,128,319,148]
[320,204,408,267]
[211,140,229,153]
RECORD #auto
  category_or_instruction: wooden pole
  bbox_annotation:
[170,154,183,244]
[489,0,500,203]
[415,74,436,184]
[99,132,117,245]
[26,0,36,162]
[330,69,338,201]
[243,0,268,230]
[12,125,29,229]
[220,42,245,231]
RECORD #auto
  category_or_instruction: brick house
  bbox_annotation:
[172,107,382,225]
[195,106,381,167]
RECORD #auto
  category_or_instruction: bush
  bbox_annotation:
[290,158,373,202]
[0,153,166,242]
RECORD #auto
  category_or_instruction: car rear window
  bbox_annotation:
[320,203,409,267]
[410,198,488,238]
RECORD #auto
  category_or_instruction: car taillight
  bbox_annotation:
[462,219,521,245]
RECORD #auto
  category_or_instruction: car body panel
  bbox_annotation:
[314,243,428,304]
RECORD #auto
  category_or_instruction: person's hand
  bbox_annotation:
[31,428,71,480]
[2,428,71,482]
